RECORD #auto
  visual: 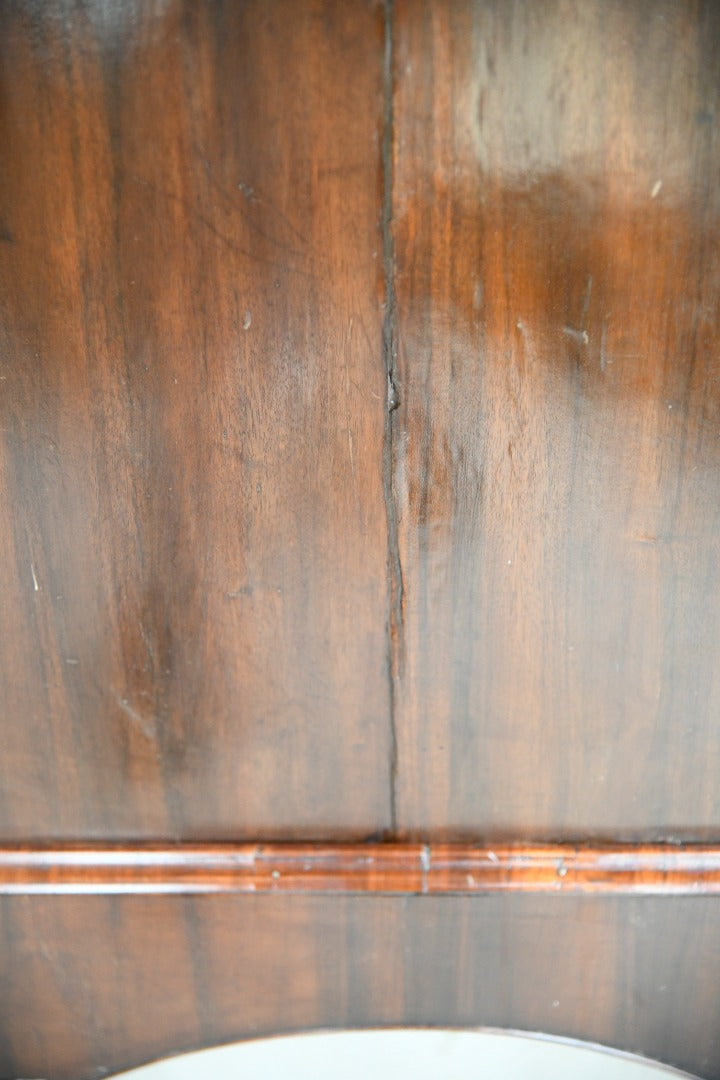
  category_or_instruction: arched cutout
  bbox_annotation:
[115,1029,696,1080]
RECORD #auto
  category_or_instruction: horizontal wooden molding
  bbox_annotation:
[0,842,719,896]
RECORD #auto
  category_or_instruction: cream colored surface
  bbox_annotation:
[114,1029,695,1079]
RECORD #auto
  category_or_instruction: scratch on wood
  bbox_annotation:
[581,275,593,322]
[344,317,361,517]
[563,326,589,347]
[600,322,608,371]
[129,173,315,280]
[115,694,156,741]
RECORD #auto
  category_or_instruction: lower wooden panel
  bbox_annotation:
[1,892,719,1080]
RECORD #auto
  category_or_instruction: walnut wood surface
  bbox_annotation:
[1,2,720,1079]
[390,0,720,838]
[0,0,391,840]
[2,891,720,1080]
[1,841,719,896]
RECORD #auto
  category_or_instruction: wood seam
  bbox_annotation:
[381,0,403,834]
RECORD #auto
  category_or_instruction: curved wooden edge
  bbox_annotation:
[0,842,719,895]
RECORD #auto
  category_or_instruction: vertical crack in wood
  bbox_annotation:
[382,0,403,835]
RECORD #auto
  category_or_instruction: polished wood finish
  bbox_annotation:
[2,1,720,1079]
[3,1,718,838]
[2,841,720,896]
[2,891,720,1079]
[0,0,391,840]
[390,0,720,838]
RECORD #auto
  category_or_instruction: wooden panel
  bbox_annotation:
[0,891,719,1079]
[1,841,720,896]
[0,0,390,839]
[1,7,717,1080]
[390,0,720,837]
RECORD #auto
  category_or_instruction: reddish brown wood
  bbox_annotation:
[2,890,720,1080]
[0,0,391,841]
[0,842,718,896]
[390,0,720,839]
[1,3,720,1080]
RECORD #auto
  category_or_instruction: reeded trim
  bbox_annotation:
[0,842,718,895]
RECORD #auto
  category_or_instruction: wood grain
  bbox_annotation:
[0,841,719,896]
[1,890,720,1079]
[1,5,720,1080]
[389,0,720,838]
[0,0,391,840]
